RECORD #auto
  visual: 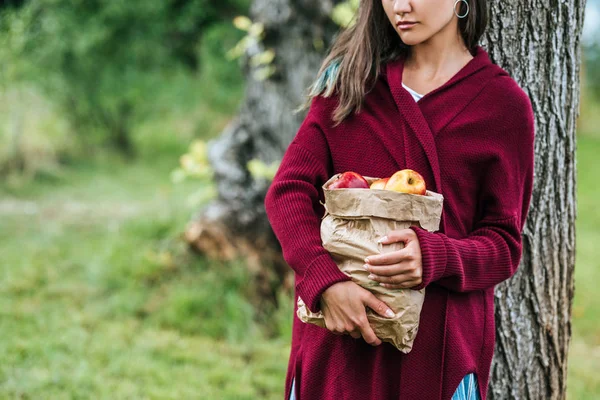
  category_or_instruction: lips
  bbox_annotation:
[397,21,417,27]
[397,21,417,30]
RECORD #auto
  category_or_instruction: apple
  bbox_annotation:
[384,169,426,195]
[328,171,370,189]
[369,178,389,190]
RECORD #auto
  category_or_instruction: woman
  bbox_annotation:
[264,0,535,399]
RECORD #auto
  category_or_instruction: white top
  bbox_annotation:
[402,82,424,102]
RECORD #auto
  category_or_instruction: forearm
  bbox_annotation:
[264,142,351,312]
[409,214,523,292]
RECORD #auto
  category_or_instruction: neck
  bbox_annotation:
[404,29,473,78]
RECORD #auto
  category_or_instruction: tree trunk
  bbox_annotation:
[184,0,342,313]
[482,1,584,399]
[185,0,584,397]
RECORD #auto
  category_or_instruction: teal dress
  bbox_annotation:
[288,373,481,400]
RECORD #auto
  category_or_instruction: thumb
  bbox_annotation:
[363,292,395,319]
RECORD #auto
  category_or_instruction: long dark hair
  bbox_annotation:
[299,0,488,126]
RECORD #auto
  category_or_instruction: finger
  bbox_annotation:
[380,228,416,245]
[369,272,415,285]
[379,283,404,290]
[349,331,362,339]
[367,265,415,281]
[380,279,422,289]
[364,261,412,276]
[362,292,395,319]
[325,319,344,335]
[358,322,382,346]
[364,247,413,267]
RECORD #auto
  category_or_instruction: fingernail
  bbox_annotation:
[386,309,395,318]
[368,274,376,280]
[363,264,369,271]
[364,257,370,263]
[377,236,388,243]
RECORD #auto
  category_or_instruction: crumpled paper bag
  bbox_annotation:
[297,174,444,353]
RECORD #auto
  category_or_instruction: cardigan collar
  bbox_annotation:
[380,45,505,196]
[381,45,500,99]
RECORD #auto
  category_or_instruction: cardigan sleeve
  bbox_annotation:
[409,88,535,293]
[264,105,351,313]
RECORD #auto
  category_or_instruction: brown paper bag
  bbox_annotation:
[297,174,444,353]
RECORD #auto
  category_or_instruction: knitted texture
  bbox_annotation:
[264,45,535,400]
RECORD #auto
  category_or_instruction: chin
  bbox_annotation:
[400,39,419,46]
[398,35,426,46]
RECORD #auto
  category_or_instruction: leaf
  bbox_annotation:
[179,154,196,171]
[232,16,252,31]
[249,49,276,67]
[313,36,325,52]
[248,22,265,38]
[186,185,218,208]
[190,140,208,162]
[331,1,359,27]
[252,65,276,81]
[226,36,251,60]
[170,168,187,184]
[247,158,280,180]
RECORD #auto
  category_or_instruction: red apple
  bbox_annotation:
[369,178,389,190]
[384,169,426,195]
[327,171,370,189]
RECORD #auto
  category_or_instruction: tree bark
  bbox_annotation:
[184,0,343,312]
[185,1,584,398]
[482,1,584,399]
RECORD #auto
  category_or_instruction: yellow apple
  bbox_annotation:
[369,178,389,189]
[384,169,426,195]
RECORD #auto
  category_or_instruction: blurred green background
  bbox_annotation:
[0,1,598,398]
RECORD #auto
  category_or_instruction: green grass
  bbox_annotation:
[0,156,292,399]
[567,132,600,400]
[0,18,298,397]
[2,134,598,399]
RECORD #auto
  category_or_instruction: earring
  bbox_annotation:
[453,0,469,18]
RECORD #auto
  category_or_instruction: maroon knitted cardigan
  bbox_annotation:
[264,45,535,400]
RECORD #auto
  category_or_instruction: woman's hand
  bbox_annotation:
[364,228,423,289]
[320,281,395,346]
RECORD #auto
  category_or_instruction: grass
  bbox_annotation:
[0,156,292,399]
[0,18,299,398]
[1,134,598,399]
[0,18,294,394]
[567,132,600,399]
